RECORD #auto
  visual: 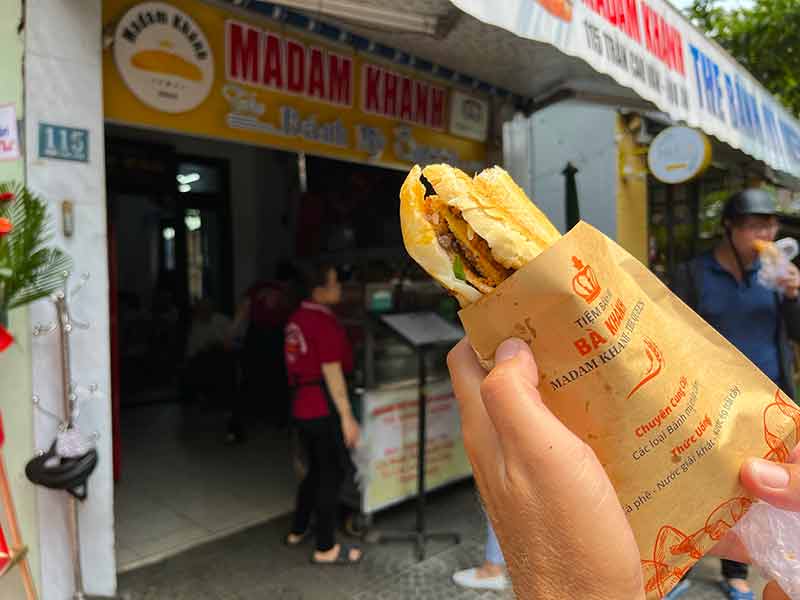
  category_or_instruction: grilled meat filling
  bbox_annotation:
[423,195,511,294]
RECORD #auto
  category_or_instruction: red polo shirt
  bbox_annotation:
[284,301,353,420]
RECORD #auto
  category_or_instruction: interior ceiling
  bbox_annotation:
[256,0,647,107]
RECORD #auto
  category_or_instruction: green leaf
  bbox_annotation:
[0,181,72,311]
[453,255,466,281]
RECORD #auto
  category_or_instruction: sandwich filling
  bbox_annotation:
[423,194,511,294]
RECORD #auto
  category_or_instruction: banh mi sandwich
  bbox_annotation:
[752,239,780,260]
[400,164,561,306]
[131,50,204,81]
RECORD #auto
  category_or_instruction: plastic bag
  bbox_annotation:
[734,501,800,599]
[757,238,799,292]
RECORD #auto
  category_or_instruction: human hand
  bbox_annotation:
[447,338,644,600]
[710,447,800,600]
[341,415,361,449]
[776,262,800,299]
[450,335,800,600]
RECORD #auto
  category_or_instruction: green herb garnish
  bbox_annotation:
[453,255,466,281]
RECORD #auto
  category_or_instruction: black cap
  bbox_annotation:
[722,189,778,224]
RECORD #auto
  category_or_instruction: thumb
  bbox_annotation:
[741,458,800,512]
[479,339,596,492]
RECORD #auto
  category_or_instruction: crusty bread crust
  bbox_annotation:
[399,165,482,307]
[423,164,561,270]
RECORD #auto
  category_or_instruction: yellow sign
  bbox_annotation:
[103,0,487,170]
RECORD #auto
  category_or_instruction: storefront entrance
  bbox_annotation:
[105,122,419,570]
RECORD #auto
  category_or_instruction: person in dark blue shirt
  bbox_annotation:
[671,189,800,600]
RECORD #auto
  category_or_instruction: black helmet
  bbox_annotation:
[722,189,778,224]
[26,441,98,501]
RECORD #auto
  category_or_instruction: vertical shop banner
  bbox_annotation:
[451,0,800,179]
[362,381,472,514]
[103,0,487,171]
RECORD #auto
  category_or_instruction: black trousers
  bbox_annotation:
[290,417,346,552]
[721,559,748,580]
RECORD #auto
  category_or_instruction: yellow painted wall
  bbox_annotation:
[616,114,648,264]
[0,0,40,596]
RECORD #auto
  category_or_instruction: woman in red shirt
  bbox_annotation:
[284,263,363,564]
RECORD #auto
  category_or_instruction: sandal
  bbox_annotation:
[283,531,310,546]
[310,544,363,565]
[720,580,755,600]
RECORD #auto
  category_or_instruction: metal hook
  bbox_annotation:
[32,395,65,425]
[32,322,57,337]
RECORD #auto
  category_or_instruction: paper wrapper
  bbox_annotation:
[459,222,800,599]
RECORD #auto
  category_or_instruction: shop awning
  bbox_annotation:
[251,0,800,180]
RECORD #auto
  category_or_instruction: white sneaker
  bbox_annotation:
[452,567,509,590]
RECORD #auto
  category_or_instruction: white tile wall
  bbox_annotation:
[25,1,116,597]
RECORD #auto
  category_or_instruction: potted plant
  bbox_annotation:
[0,182,71,351]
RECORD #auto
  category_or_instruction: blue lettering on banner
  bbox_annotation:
[780,120,800,167]
[688,42,800,173]
[723,74,738,129]
[689,44,725,122]
[761,105,785,161]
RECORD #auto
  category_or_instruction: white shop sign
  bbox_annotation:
[648,126,711,184]
[452,0,800,178]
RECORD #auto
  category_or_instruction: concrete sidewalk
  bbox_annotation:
[118,480,766,599]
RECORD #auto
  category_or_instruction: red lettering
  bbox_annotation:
[227,22,259,83]
[431,87,445,129]
[263,33,283,88]
[671,28,685,76]
[307,47,325,99]
[383,72,398,117]
[414,81,429,125]
[589,330,608,349]
[399,77,413,121]
[594,0,608,19]
[364,65,381,113]
[624,0,641,42]
[286,40,305,94]
[328,54,352,105]
[643,5,656,59]
[608,0,618,25]
[574,338,592,356]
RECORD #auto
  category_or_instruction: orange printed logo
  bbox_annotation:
[642,497,751,598]
[626,338,664,400]
[571,256,601,303]
[762,388,800,462]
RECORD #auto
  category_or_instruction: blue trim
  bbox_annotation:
[222,0,520,103]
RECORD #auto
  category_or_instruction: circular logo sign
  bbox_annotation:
[647,126,712,184]
[114,2,214,114]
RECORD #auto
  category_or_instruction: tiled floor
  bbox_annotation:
[115,401,297,572]
[118,480,768,599]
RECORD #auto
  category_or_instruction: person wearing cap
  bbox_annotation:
[670,188,800,600]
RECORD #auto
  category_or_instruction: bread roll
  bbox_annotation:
[400,163,561,306]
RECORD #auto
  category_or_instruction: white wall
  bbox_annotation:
[105,126,295,304]
[505,101,618,237]
[25,1,116,597]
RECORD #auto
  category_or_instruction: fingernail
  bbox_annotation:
[751,459,790,489]
[494,338,529,364]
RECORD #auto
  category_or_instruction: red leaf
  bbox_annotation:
[0,325,12,352]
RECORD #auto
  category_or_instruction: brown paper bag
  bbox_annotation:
[459,221,800,599]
